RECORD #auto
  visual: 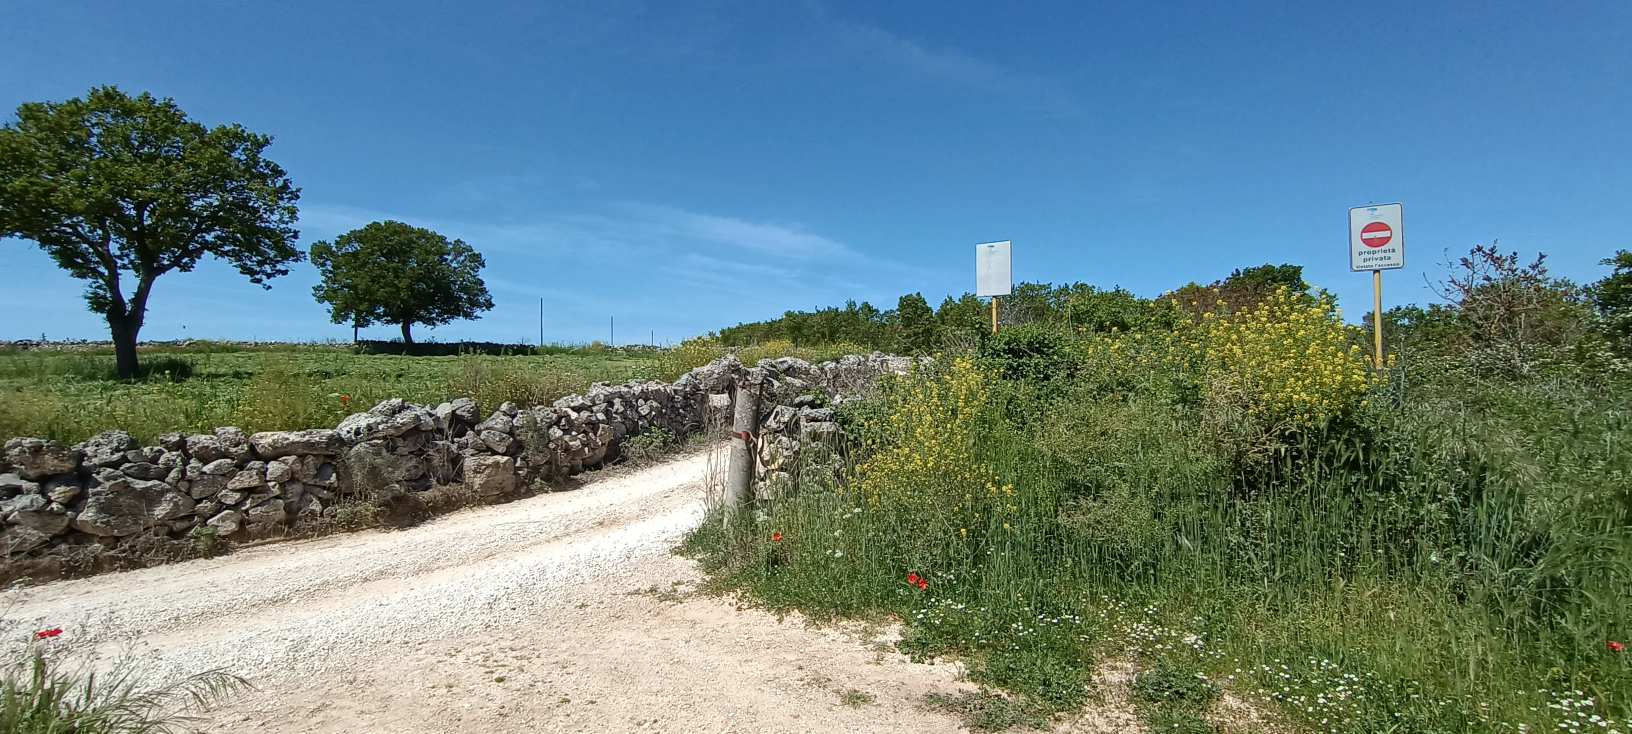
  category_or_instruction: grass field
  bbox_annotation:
[0,345,659,444]
[0,337,871,445]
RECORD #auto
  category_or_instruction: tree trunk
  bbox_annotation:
[109,313,140,380]
[107,273,155,380]
[400,321,414,344]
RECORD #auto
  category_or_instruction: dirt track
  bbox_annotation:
[6,448,1120,733]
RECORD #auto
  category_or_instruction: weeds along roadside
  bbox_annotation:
[0,614,248,734]
[685,292,1632,733]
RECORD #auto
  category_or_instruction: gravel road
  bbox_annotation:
[4,448,1137,733]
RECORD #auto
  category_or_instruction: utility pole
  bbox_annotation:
[609,316,615,347]
[538,298,544,348]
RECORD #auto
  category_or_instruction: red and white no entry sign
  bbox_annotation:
[1349,202,1403,271]
[1360,221,1392,248]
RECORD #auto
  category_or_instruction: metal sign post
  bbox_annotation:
[1349,203,1405,370]
[976,241,1012,335]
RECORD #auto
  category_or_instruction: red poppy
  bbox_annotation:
[34,628,61,640]
[916,579,929,591]
[906,572,921,585]
[1610,641,1626,653]
[771,532,783,542]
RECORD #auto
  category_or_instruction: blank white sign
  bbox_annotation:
[976,241,1012,297]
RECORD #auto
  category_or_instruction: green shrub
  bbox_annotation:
[1133,662,1218,707]
[978,323,1079,384]
[619,428,675,465]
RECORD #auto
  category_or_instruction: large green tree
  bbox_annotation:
[310,220,494,344]
[0,86,302,377]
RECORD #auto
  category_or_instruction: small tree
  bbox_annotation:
[937,293,989,345]
[310,220,494,344]
[0,86,301,378]
[1433,243,1592,375]
[1593,250,1632,352]
[892,292,937,354]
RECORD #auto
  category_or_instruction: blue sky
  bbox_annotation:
[2,1,1629,344]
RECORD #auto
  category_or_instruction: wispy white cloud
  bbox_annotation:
[293,199,905,322]
[297,203,654,261]
[808,4,1081,117]
[9,196,914,342]
[663,254,809,297]
[834,19,1009,88]
[612,203,853,260]
[298,201,862,263]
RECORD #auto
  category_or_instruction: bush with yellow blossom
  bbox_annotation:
[850,357,1017,537]
[1180,287,1375,454]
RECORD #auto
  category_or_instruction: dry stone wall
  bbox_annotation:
[0,353,913,575]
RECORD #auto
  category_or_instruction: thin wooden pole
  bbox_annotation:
[1373,270,1384,370]
[723,372,761,527]
[991,296,1000,335]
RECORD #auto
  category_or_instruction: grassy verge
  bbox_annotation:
[686,310,1632,732]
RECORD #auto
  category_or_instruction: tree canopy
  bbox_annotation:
[714,280,1182,353]
[0,86,301,377]
[892,292,937,354]
[1593,250,1632,351]
[310,220,494,344]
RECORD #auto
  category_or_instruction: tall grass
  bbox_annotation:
[0,633,247,734]
[0,354,195,382]
[0,349,660,444]
[688,341,1632,731]
[442,357,587,412]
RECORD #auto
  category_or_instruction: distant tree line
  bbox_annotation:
[717,247,1632,380]
[716,264,1315,354]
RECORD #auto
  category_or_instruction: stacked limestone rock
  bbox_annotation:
[0,352,911,570]
[751,353,915,491]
